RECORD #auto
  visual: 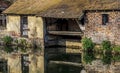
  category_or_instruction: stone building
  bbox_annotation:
[2,0,120,73]
[84,0,120,45]
[3,0,47,73]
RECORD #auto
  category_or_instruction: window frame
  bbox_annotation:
[102,14,109,25]
[20,16,28,37]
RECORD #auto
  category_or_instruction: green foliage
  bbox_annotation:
[102,53,112,64]
[2,36,42,53]
[101,40,112,51]
[19,39,27,45]
[14,39,19,44]
[4,46,13,53]
[82,37,95,50]
[83,52,95,64]
[19,39,28,52]
[113,46,120,52]
[113,55,120,62]
[2,36,13,44]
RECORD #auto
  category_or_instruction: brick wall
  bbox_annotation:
[85,11,120,45]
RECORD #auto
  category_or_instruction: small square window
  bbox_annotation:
[102,14,109,25]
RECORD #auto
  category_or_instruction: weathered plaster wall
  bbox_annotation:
[6,15,45,73]
[0,52,44,73]
[7,15,21,36]
[8,54,22,73]
[29,54,44,73]
[85,11,120,45]
[6,15,44,39]
[28,16,44,39]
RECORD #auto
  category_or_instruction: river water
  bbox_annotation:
[47,51,120,73]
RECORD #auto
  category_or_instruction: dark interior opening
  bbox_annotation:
[0,60,8,73]
[0,10,2,13]
[56,19,68,31]
[80,17,85,26]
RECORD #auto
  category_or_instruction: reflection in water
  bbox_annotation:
[83,50,120,73]
[113,55,120,62]
[83,51,95,64]
[48,64,81,73]
[102,52,113,64]
[47,50,120,73]
[47,54,82,73]
[83,50,114,64]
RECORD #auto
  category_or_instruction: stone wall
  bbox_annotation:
[84,60,120,73]
[85,11,120,45]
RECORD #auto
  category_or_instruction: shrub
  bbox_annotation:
[19,39,27,45]
[113,55,120,61]
[4,46,13,53]
[19,39,28,52]
[2,36,13,44]
[102,53,112,64]
[83,52,95,64]
[101,40,112,51]
[81,37,95,50]
[113,46,120,52]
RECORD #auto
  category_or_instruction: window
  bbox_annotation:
[21,54,29,73]
[0,14,6,29]
[0,60,8,73]
[21,16,28,37]
[102,14,109,25]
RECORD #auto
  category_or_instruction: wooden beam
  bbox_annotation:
[48,31,83,36]
[45,39,82,48]
[45,47,82,54]
[49,61,83,67]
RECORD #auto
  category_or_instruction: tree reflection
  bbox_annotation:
[102,52,113,64]
[83,50,95,64]
[83,50,115,64]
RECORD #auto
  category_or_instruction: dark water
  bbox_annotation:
[47,51,120,73]
[0,45,120,73]
[47,54,82,73]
